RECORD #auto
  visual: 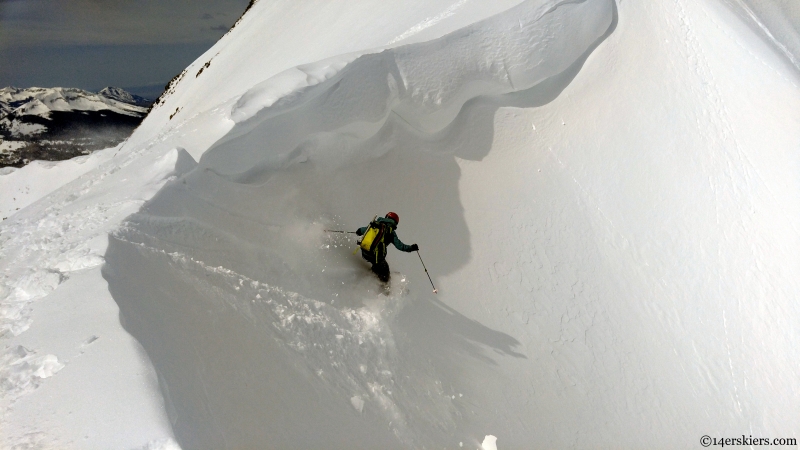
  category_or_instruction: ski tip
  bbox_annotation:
[432,289,438,294]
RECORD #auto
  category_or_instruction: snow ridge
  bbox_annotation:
[387,0,471,45]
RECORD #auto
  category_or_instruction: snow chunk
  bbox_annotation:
[350,395,365,413]
[0,345,64,399]
[481,435,498,450]
[12,270,64,302]
[52,253,105,273]
[151,147,197,181]
[137,437,183,450]
[0,270,64,336]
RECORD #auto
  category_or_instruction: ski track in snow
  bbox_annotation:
[110,229,430,443]
[105,209,472,447]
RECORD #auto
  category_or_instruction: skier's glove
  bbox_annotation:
[409,244,419,251]
[356,229,363,236]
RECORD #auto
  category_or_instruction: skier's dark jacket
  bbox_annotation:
[356,217,413,263]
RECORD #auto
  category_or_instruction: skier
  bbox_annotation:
[355,212,418,283]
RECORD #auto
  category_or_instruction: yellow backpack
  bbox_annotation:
[359,216,389,253]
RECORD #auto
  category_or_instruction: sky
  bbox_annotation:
[0,0,251,99]
[1,0,796,100]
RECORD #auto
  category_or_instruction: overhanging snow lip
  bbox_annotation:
[199,0,617,179]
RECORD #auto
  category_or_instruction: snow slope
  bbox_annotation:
[2,0,800,448]
[0,146,190,449]
[0,147,118,220]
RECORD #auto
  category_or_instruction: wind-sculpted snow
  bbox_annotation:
[208,0,613,179]
[103,0,615,447]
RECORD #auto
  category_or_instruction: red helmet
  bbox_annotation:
[386,212,399,224]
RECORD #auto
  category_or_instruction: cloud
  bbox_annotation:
[201,12,229,20]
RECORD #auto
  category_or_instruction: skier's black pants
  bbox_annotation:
[362,250,390,282]
[371,260,390,283]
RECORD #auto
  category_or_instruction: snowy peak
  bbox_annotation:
[98,87,152,108]
[0,86,150,119]
[0,87,153,167]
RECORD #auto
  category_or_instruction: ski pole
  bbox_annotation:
[325,230,358,234]
[416,250,438,294]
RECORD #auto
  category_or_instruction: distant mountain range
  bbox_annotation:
[0,87,152,167]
